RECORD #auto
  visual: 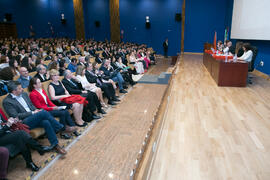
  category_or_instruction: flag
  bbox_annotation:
[213,31,217,50]
[224,28,227,43]
[224,27,229,43]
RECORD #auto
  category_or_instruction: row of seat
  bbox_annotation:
[0,76,68,139]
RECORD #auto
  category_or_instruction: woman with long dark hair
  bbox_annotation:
[8,58,20,76]
[28,78,79,138]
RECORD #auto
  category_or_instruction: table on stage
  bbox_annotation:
[203,49,248,87]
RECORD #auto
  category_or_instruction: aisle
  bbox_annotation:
[148,54,270,180]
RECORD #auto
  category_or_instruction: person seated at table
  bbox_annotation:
[217,40,224,51]
[48,69,87,127]
[235,41,244,57]
[28,78,79,139]
[237,43,253,63]
[223,40,235,55]
[76,65,107,107]
[0,115,51,172]
[34,64,50,82]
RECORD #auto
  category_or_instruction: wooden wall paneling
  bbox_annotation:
[110,0,120,43]
[73,0,85,40]
[181,0,186,53]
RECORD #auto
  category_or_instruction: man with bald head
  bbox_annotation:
[18,67,32,88]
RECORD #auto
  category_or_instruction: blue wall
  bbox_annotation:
[0,0,75,38]
[83,0,110,41]
[119,0,182,56]
[184,0,228,53]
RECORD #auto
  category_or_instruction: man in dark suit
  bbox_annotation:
[61,70,106,117]
[100,60,127,93]
[85,63,119,105]
[102,47,110,59]
[95,55,103,64]
[89,47,96,56]
[0,114,50,171]
[3,81,68,155]
[77,56,87,67]
[34,64,49,82]
[163,38,169,58]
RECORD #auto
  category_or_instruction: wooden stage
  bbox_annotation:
[146,54,270,180]
[6,57,174,180]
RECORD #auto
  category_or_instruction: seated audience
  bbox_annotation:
[100,60,128,93]
[18,67,32,88]
[48,61,59,71]
[137,49,150,69]
[35,58,48,69]
[67,58,77,73]
[111,56,136,86]
[21,56,36,73]
[129,51,144,74]
[48,69,87,127]
[34,64,49,82]
[0,56,9,70]
[0,67,14,81]
[62,70,105,117]
[3,81,67,155]
[59,59,66,76]
[77,56,86,67]
[76,65,107,107]
[0,115,51,172]
[8,58,20,76]
[92,62,117,89]
[64,51,72,64]
[85,63,119,105]
[70,46,80,56]
[29,78,79,139]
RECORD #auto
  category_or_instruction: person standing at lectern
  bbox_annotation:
[163,38,169,58]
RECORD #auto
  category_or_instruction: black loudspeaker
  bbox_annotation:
[145,22,151,29]
[175,13,182,22]
[5,13,12,22]
[95,21,100,27]
[61,19,66,25]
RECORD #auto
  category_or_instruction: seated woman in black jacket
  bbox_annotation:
[0,115,50,172]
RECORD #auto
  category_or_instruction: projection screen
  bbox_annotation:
[230,0,270,40]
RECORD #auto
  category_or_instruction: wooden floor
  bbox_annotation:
[147,54,270,180]
[5,58,172,180]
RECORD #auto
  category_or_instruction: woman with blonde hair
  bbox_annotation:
[76,65,107,107]
[48,69,87,127]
